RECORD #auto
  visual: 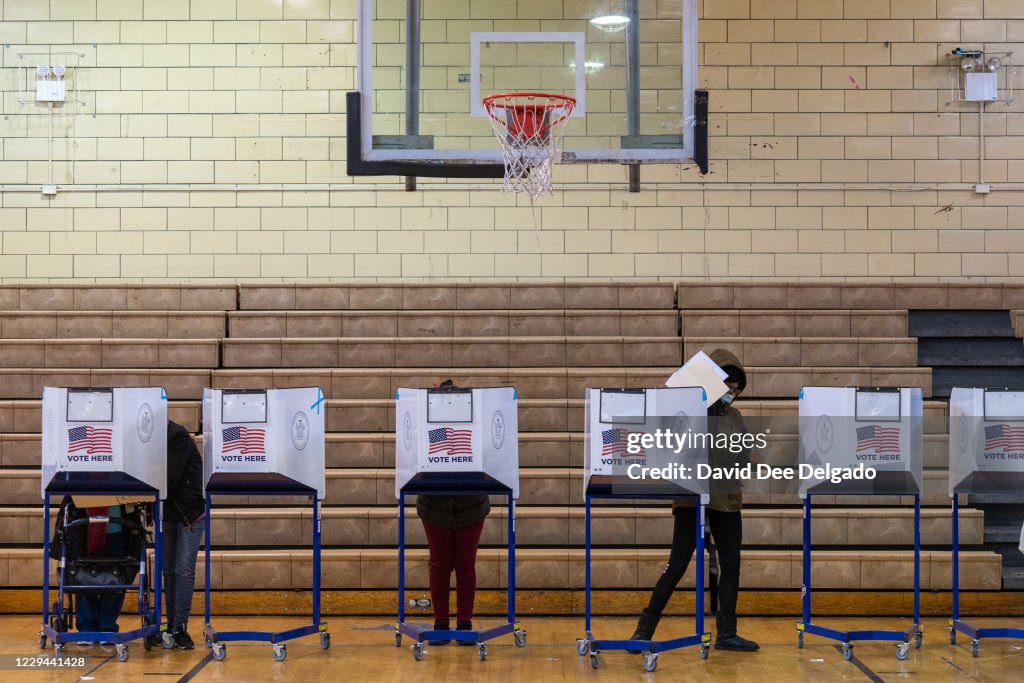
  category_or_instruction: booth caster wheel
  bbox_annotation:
[514,629,527,648]
[643,652,658,672]
[116,644,129,663]
[320,632,331,650]
[797,632,804,649]
[53,643,66,656]
[164,632,176,650]
[842,643,853,661]
[949,627,956,645]
[971,639,980,657]
[914,632,923,649]
[272,644,287,661]
[576,639,589,656]
[212,644,226,661]
[896,642,910,661]
[478,643,487,661]
[701,644,710,659]
[394,632,402,647]
[412,642,424,661]
[589,653,601,669]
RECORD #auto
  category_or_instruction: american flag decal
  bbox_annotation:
[68,426,113,454]
[984,424,1024,452]
[602,428,644,458]
[222,426,266,454]
[855,424,900,452]
[428,427,473,455]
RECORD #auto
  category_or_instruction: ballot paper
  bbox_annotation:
[665,350,730,404]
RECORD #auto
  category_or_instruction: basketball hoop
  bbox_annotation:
[483,92,576,198]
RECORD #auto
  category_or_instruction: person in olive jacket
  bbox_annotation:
[416,492,490,645]
[628,348,760,652]
[161,420,205,650]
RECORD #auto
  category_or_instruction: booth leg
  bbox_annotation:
[398,492,406,626]
[152,495,162,629]
[951,495,959,645]
[800,496,812,644]
[584,496,592,635]
[913,494,921,641]
[507,494,516,626]
[204,495,212,644]
[41,497,51,648]
[696,497,705,646]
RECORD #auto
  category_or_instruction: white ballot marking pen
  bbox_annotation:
[579,387,711,672]
[393,386,524,661]
[40,387,168,661]
[796,386,923,662]
[200,387,329,661]
[948,388,1024,655]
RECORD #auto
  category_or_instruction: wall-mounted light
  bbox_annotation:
[36,63,51,79]
[590,15,630,32]
[53,64,66,79]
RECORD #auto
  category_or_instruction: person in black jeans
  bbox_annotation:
[160,420,205,650]
[628,348,760,652]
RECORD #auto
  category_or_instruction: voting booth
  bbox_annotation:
[202,387,325,497]
[395,386,518,498]
[579,387,711,671]
[948,387,1024,655]
[42,387,168,501]
[40,387,167,661]
[201,387,329,661]
[583,387,709,498]
[798,387,923,496]
[796,387,923,661]
[393,386,524,661]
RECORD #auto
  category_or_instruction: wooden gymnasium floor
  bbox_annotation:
[2,616,1023,682]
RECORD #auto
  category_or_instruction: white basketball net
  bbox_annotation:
[484,93,576,199]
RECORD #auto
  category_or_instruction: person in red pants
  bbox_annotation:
[416,494,490,645]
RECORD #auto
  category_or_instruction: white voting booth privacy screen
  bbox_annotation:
[583,387,708,498]
[950,387,1024,495]
[202,387,325,497]
[395,387,518,497]
[798,387,923,496]
[41,387,168,500]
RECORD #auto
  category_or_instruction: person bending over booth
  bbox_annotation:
[628,348,760,653]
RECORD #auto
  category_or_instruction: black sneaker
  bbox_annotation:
[715,634,759,651]
[456,621,475,646]
[174,631,195,650]
[426,620,450,646]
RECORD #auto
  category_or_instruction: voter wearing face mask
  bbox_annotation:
[627,348,760,653]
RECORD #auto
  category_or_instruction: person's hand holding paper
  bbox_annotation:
[665,350,730,404]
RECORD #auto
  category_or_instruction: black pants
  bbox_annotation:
[645,507,742,636]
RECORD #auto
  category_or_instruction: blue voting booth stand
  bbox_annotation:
[949,388,1024,656]
[393,386,524,662]
[796,387,923,661]
[201,388,328,662]
[576,387,711,673]
[40,387,168,663]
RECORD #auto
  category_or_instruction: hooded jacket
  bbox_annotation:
[674,347,750,513]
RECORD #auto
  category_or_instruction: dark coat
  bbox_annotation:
[165,420,204,524]
[416,495,490,530]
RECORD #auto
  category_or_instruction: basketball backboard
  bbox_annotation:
[353,0,698,171]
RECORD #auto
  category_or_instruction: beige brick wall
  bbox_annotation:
[0,0,1022,282]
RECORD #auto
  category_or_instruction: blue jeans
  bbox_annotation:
[162,520,204,632]
[75,532,125,634]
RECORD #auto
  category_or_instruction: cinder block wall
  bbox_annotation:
[0,0,1021,282]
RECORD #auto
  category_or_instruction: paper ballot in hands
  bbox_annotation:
[665,350,730,404]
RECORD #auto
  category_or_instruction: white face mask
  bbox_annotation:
[720,393,734,405]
